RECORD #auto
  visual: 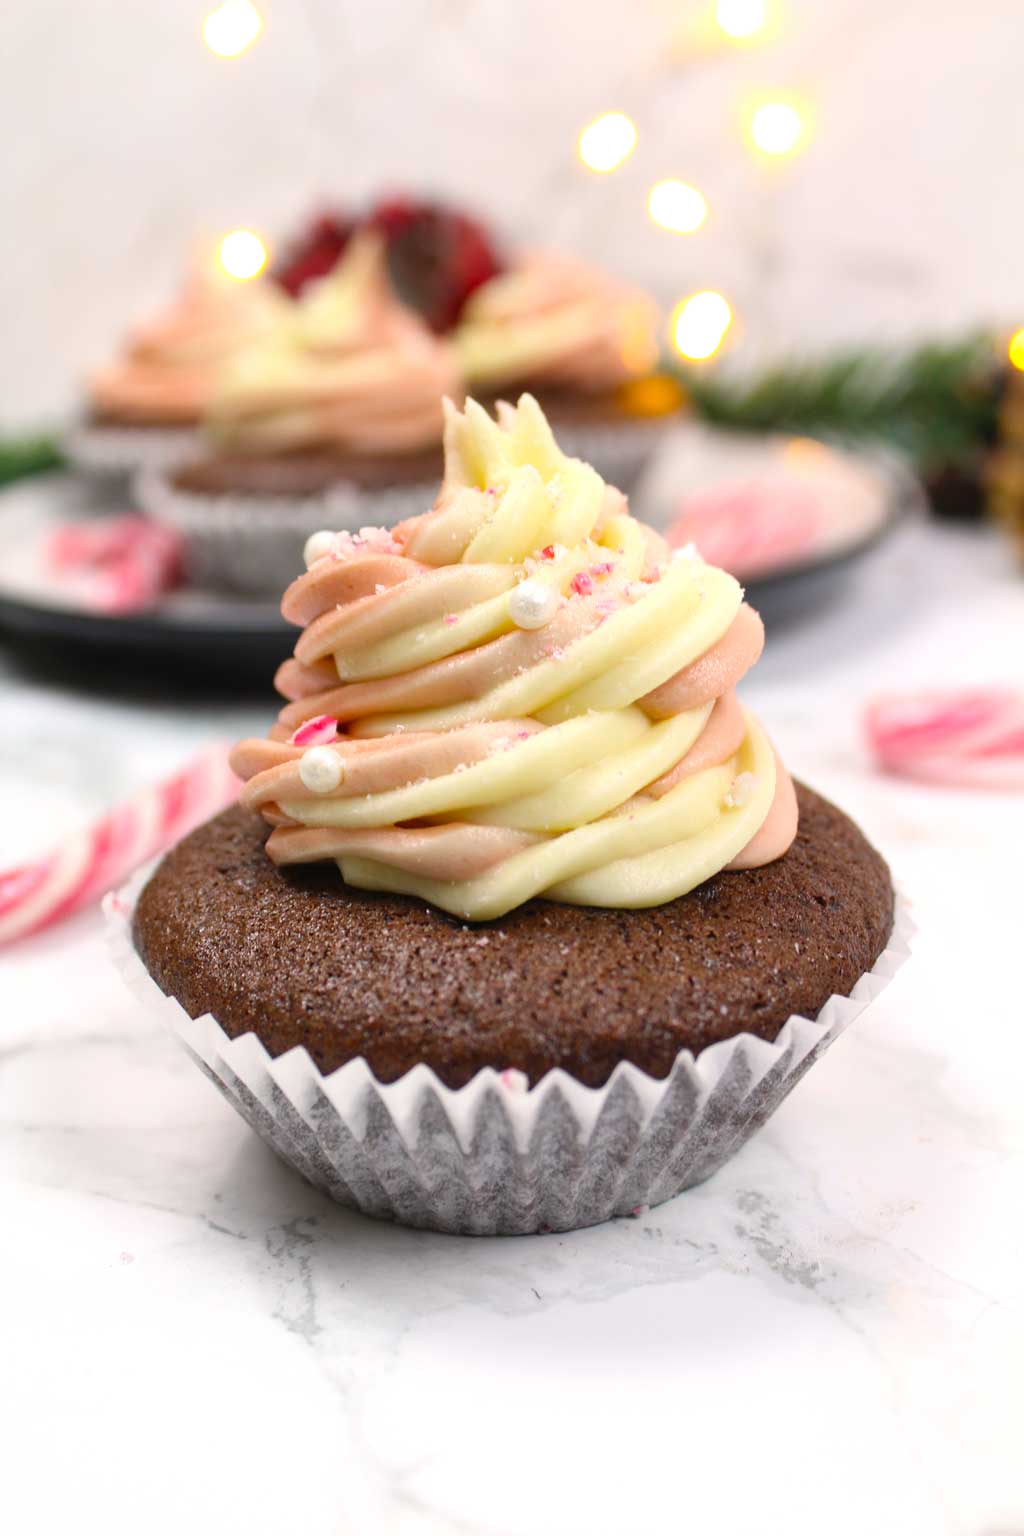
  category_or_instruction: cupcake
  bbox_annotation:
[140,233,462,593]
[117,396,908,1234]
[454,250,684,489]
[70,272,290,478]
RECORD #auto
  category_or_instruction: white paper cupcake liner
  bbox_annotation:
[135,467,438,595]
[552,414,675,492]
[106,877,912,1235]
[64,421,201,481]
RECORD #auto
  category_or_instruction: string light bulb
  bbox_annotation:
[648,179,708,234]
[671,291,733,362]
[1009,328,1024,373]
[218,230,268,280]
[716,0,768,40]
[203,0,262,59]
[578,112,638,174]
[747,96,811,158]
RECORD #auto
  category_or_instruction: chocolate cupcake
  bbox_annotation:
[454,250,684,489]
[113,395,908,1234]
[68,272,289,480]
[138,233,461,593]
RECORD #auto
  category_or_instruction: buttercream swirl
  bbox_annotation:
[89,274,290,425]
[206,232,460,456]
[231,396,797,920]
[454,251,661,396]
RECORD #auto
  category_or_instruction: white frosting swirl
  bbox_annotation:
[454,251,660,395]
[231,396,798,920]
[207,233,460,455]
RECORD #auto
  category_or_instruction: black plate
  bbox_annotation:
[0,449,918,688]
[0,477,292,689]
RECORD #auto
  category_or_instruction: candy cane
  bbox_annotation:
[47,515,183,614]
[865,689,1024,790]
[0,745,239,947]
[668,479,821,579]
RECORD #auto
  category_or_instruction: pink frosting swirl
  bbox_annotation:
[89,275,288,425]
[229,397,798,919]
[207,234,461,456]
[455,250,660,396]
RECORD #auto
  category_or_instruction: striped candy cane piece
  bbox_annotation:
[0,745,239,948]
[668,478,822,580]
[865,689,1024,790]
[47,515,183,614]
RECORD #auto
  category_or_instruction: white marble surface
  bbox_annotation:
[2,518,1023,1535]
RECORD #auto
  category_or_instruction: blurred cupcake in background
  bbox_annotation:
[454,249,684,488]
[70,271,291,480]
[139,231,462,593]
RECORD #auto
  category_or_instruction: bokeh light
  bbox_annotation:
[648,179,708,235]
[203,0,262,59]
[218,230,268,280]
[716,0,768,40]
[1009,328,1024,372]
[671,291,733,361]
[578,112,638,173]
[747,97,810,158]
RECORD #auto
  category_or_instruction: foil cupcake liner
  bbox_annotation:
[135,467,438,595]
[552,414,675,493]
[107,879,912,1236]
[64,421,201,482]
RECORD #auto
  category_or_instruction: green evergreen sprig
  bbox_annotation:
[0,433,64,488]
[678,334,1003,472]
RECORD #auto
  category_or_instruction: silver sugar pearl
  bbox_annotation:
[299,745,343,794]
[508,578,559,630]
[303,530,336,568]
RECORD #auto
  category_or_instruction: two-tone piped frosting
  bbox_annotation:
[206,232,461,457]
[230,396,797,920]
[454,251,660,397]
[89,274,290,426]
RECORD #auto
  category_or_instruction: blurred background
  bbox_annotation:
[3,0,1023,421]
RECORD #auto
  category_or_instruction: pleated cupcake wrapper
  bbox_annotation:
[551,414,674,493]
[107,882,912,1235]
[135,467,438,596]
[64,421,202,481]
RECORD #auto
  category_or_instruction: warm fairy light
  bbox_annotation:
[716,0,768,39]
[218,230,268,280]
[1009,328,1024,373]
[578,112,638,174]
[671,291,733,361]
[648,179,708,235]
[203,0,262,58]
[747,97,810,158]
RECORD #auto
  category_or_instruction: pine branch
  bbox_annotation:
[679,335,1002,472]
[0,433,64,488]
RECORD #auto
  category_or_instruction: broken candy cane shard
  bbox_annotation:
[0,745,238,948]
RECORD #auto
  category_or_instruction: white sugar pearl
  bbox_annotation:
[303,530,336,568]
[299,745,342,794]
[508,578,559,630]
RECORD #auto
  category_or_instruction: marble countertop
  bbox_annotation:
[2,518,1022,1536]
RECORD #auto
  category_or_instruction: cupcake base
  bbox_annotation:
[65,417,200,480]
[136,448,443,594]
[109,788,909,1235]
